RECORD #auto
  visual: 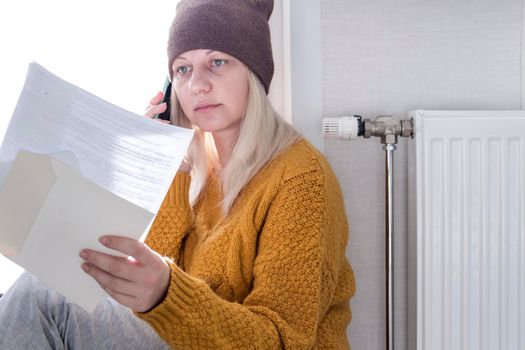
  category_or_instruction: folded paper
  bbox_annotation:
[0,63,194,312]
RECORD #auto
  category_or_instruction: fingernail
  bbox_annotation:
[100,236,109,245]
[79,250,88,259]
[81,263,90,272]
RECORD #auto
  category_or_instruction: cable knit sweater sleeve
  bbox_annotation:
[144,172,192,260]
[137,156,351,349]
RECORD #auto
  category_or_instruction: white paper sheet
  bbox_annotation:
[0,62,193,213]
[0,63,194,311]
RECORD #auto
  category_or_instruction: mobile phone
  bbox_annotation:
[156,80,171,121]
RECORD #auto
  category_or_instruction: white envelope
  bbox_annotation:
[0,151,154,312]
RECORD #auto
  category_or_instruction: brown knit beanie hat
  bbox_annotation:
[167,0,274,93]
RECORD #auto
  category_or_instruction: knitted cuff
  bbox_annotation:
[136,262,204,323]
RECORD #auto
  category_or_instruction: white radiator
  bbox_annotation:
[408,110,525,350]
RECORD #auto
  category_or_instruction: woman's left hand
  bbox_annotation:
[79,235,171,313]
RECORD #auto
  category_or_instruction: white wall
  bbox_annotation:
[309,0,523,349]
[288,1,324,150]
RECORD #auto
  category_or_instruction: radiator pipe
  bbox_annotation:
[363,115,412,350]
[384,143,395,350]
[322,115,414,350]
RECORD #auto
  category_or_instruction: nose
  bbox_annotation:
[189,68,211,95]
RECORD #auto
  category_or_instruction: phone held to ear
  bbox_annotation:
[156,81,172,121]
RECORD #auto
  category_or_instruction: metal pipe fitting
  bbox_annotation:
[363,115,414,145]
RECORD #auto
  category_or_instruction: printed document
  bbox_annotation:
[0,63,194,311]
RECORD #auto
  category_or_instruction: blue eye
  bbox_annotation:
[212,59,226,67]
[176,65,191,74]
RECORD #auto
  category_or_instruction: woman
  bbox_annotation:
[0,0,355,348]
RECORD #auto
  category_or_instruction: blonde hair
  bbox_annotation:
[170,71,301,214]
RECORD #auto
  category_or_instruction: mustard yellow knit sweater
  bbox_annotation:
[138,140,356,349]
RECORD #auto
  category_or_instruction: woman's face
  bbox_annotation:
[172,49,250,137]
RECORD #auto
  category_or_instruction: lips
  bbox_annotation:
[194,102,221,112]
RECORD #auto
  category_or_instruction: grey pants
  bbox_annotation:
[0,272,171,350]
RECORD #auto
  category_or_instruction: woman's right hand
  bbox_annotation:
[144,92,192,173]
[144,91,168,123]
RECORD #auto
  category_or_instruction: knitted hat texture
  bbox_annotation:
[167,0,274,93]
